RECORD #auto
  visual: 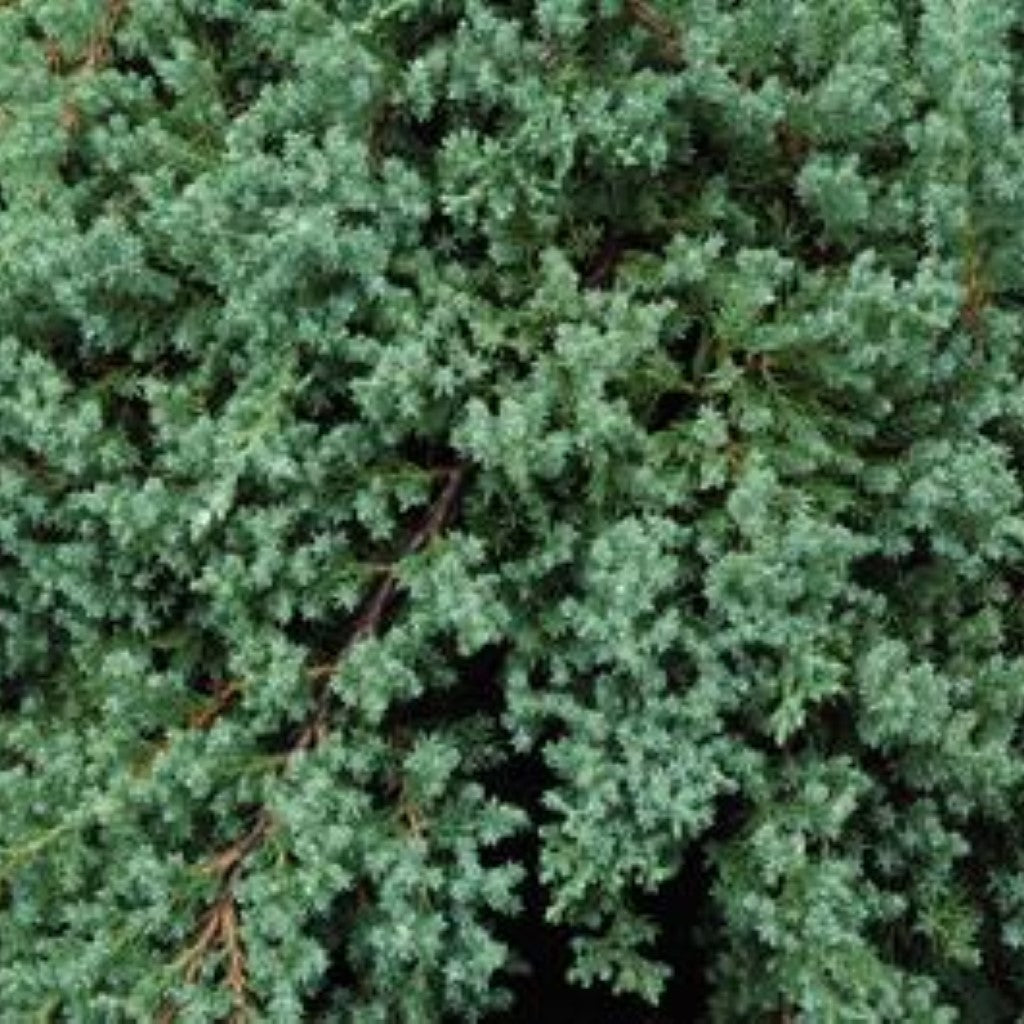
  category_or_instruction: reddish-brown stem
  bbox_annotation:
[625,0,683,63]
[167,463,468,1008]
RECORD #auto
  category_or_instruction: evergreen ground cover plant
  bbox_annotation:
[3,0,1024,1019]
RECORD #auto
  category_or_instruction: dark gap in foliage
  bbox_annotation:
[481,653,717,1020]
[1013,28,1024,128]
[285,613,340,677]
[850,544,933,597]
[391,12,466,67]
[248,128,288,160]
[294,380,361,426]
[388,642,508,731]
[961,819,1024,1013]
[21,18,46,46]
[857,748,928,821]
[151,600,228,675]
[390,106,453,165]
[303,909,362,1018]
[860,134,915,181]
[578,225,664,290]
[484,749,590,1023]
[174,804,262,875]
[639,844,716,1022]
[394,435,464,477]
[183,661,234,705]
[177,13,242,69]
[57,140,93,193]
[645,389,700,435]
[196,360,249,420]
[493,838,717,1023]
[35,320,130,387]
[895,1,926,53]
[380,643,509,783]
[941,974,1017,1024]
[191,19,293,123]
[222,54,290,118]
[0,674,28,716]
[103,385,153,463]
[568,8,676,76]
[418,205,493,273]
[797,227,855,273]
[113,54,178,110]
[567,167,674,251]
[439,651,593,1021]
[682,119,736,194]
[647,357,704,432]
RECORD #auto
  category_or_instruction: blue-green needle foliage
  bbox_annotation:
[3,1,1024,1020]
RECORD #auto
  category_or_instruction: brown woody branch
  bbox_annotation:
[178,896,250,1021]
[961,245,989,345]
[164,463,468,1014]
[45,0,128,75]
[46,0,129,134]
[625,0,684,65]
[296,462,466,749]
[84,0,128,71]
[188,680,242,731]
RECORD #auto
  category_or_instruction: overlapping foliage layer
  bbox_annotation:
[3,1,1024,1020]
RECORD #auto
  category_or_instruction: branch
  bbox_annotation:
[165,462,469,1009]
[203,809,272,881]
[296,462,466,748]
[45,0,129,76]
[625,0,684,65]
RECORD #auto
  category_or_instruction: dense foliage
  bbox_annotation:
[3,0,1024,1019]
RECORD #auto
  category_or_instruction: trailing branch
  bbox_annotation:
[162,463,468,1015]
